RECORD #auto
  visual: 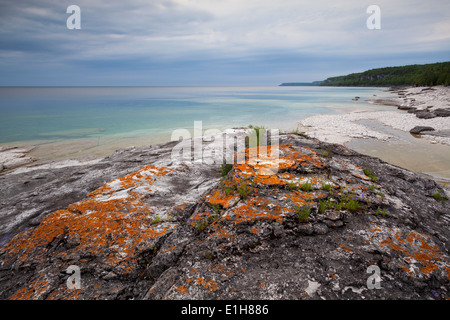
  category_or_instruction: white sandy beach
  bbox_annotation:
[299,109,450,145]
[298,86,450,182]
[299,86,450,145]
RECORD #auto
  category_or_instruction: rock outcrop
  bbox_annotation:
[409,126,436,135]
[0,146,37,174]
[0,132,449,300]
[386,86,450,120]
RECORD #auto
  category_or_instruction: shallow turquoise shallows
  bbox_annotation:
[0,86,390,144]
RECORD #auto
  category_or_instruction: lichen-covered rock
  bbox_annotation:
[0,133,449,300]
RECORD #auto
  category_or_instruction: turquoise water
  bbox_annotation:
[0,86,388,144]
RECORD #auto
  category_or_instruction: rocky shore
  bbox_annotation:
[0,130,449,300]
[0,146,37,174]
[300,86,450,146]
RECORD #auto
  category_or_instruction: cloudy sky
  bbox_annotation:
[0,0,449,86]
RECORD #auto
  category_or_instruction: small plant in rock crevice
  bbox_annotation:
[219,177,237,195]
[318,199,327,213]
[237,180,253,198]
[364,168,378,181]
[376,207,387,217]
[219,174,254,199]
[193,209,220,232]
[432,188,448,202]
[297,205,311,222]
[218,164,233,177]
[318,191,363,213]
[320,149,329,157]
[301,181,313,192]
[287,181,300,190]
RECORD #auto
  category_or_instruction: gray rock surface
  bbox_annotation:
[434,108,450,117]
[414,110,437,119]
[0,133,449,300]
[386,87,450,120]
[409,126,436,134]
[0,141,181,246]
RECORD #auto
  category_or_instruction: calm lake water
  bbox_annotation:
[2,86,450,186]
[0,86,390,145]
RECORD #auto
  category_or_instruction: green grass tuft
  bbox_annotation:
[318,200,327,213]
[237,180,253,198]
[301,182,313,192]
[297,205,311,222]
[364,169,378,181]
[320,149,329,157]
[218,164,233,177]
[287,181,300,190]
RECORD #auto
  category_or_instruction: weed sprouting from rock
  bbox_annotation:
[301,182,313,192]
[218,164,233,177]
[219,175,253,199]
[321,183,331,191]
[237,180,253,199]
[219,177,237,195]
[287,181,300,190]
[318,199,327,213]
[297,205,311,222]
[364,168,378,181]
[376,207,387,217]
[320,149,329,157]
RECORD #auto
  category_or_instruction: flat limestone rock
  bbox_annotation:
[0,146,37,171]
[409,126,436,134]
[414,110,437,119]
[0,133,449,300]
[434,108,450,117]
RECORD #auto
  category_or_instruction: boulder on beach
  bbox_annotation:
[409,126,436,134]
[434,108,450,117]
[397,106,415,111]
[414,110,437,119]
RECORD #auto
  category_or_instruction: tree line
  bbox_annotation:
[320,61,450,86]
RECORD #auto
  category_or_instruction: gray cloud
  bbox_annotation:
[0,0,449,85]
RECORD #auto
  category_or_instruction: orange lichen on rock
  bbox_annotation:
[224,196,284,224]
[188,211,212,227]
[10,277,50,300]
[231,145,328,193]
[365,225,450,279]
[89,165,173,198]
[251,227,260,234]
[177,285,188,294]
[206,190,238,208]
[208,223,233,240]
[0,165,180,299]
[233,163,256,178]
[253,174,286,186]
[339,244,352,253]
[205,280,219,293]
[279,145,324,169]
[289,190,316,207]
